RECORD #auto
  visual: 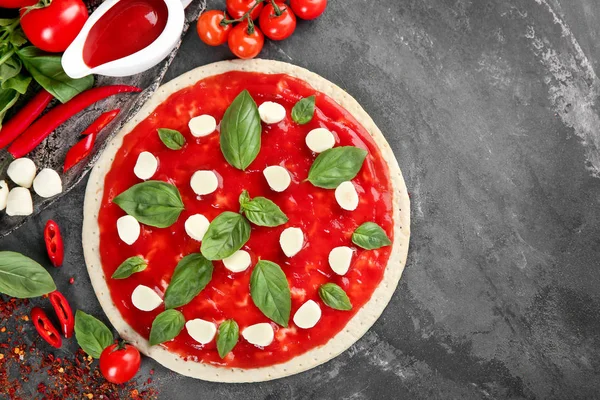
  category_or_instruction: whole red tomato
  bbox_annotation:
[197,10,232,46]
[228,22,264,59]
[0,0,35,8]
[290,0,327,20]
[20,0,88,53]
[99,342,141,384]
[259,2,296,41]
[226,0,263,20]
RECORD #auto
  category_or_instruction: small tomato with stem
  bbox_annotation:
[290,0,327,20]
[197,10,232,46]
[228,21,264,59]
[99,341,141,384]
[259,1,296,41]
[226,0,264,20]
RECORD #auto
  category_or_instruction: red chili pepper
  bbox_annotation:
[0,89,53,149]
[82,109,120,136]
[31,307,62,348]
[8,85,141,158]
[48,291,74,338]
[44,220,64,267]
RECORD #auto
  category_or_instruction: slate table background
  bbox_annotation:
[2,0,600,398]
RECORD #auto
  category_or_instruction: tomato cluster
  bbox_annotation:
[197,0,327,59]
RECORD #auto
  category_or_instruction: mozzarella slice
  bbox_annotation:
[263,165,291,192]
[117,215,140,245]
[131,285,162,311]
[189,115,217,137]
[305,128,335,153]
[293,300,322,329]
[6,187,33,216]
[190,170,219,195]
[328,246,354,275]
[242,323,274,347]
[0,180,8,211]
[134,151,158,180]
[32,168,62,198]
[335,181,359,211]
[185,319,217,345]
[223,250,251,273]
[280,227,304,257]
[258,102,286,124]
[185,214,210,241]
[7,158,36,188]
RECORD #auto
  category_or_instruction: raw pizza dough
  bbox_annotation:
[82,59,410,382]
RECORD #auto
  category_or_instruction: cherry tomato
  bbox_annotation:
[0,0,35,8]
[197,10,232,46]
[228,22,264,59]
[259,2,296,41]
[99,342,141,384]
[20,0,88,53]
[226,0,263,20]
[290,0,327,20]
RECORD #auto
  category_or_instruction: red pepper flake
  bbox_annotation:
[69,277,75,284]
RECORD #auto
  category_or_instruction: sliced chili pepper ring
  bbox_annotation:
[31,307,62,348]
[48,291,74,338]
[44,220,64,267]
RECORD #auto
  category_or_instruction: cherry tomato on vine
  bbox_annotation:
[0,0,35,8]
[197,10,232,46]
[228,22,264,59]
[226,0,264,20]
[259,2,296,41]
[99,342,141,384]
[290,0,327,20]
[20,0,88,53]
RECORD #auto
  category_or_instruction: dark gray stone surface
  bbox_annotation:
[2,0,600,398]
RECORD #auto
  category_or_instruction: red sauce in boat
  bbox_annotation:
[98,72,395,368]
[83,0,168,68]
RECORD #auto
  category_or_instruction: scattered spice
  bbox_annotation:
[69,277,75,285]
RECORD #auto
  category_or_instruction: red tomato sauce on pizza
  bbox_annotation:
[98,71,394,368]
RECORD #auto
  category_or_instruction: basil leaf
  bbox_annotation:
[307,146,368,189]
[220,90,261,170]
[149,309,185,346]
[113,181,185,228]
[0,55,21,82]
[291,95,315,125]
[217,319,239,359]
[164,253,213,309]
[0,251,56,298]
[239,190,288,227]
[319,283,352,311]
[111,256,147,279]
[0,87,19,128]
[200,211,251,260]
[2,72,31,95]
[74,310,113,358]
[158,128,185,150]
[250,260,291,327]
[352,222,391,250]
[9,28,27,47]
[17,46,94,103]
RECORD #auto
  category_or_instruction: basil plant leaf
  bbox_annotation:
[0,87,19,128]
[111,256,147,279]
[0,251,56,298]
[2,72,32,95]
[220,90,261,170]
[201,211,251,260]
[352,222,392,250]
[307,146,368,189]
[149,309,185,346]
[217,319,239,359]
[164,253,213,309]
[319,283,352,311]
[239,190,288,227]
[250,260,291,327]
[291,95,315,125]
[74,310,113,358]
[158,128,185,150]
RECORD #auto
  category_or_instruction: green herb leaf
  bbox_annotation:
[239,190,288,227]
[318,283,352,311]
[113,181,185,228]
[74,310,113,358]
[250,260,291,327]
[2,72,31,95]
[0,55,21,83]
[0,87,19,128]
[149,309,185,346]
[352,222,392,250]
[111,256,147,279]
[158,128,185,150]
[17,46,94,103]
[164,253,213,309]
[307,146,368,189]
[0,251,56,298]
[291,95,315,125]
[217,319,239,359]
[220,90,261,170]
[200,211,251,260]
[9,28,27,47]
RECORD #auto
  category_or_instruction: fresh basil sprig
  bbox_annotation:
[158,128,185,150]
[0,251,55,298]
[164,253,213,309]
[111,256,147,279]
[113,181,185,228]
[200,211,251,260]
[307,146,368,188]
[217,319,239,359]
[291,95,315,125]
[220,90,261,170]
[239,190,288,227]
[149,309,185,346]
[250,260,291,327]
[319,283,352,311]
[352,222,391,250]
[74,310,113,358]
